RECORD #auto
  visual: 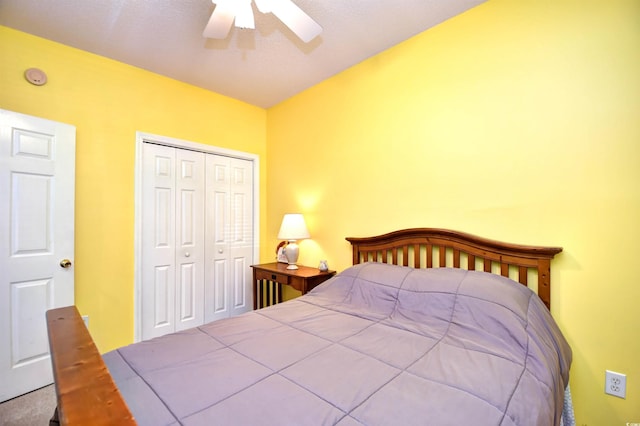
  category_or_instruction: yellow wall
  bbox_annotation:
[267,0,640,424]
[0,26,269,353]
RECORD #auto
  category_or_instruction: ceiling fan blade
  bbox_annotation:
[269,0,322,43]
[203,2,235,39]
[254,0,272,14]
[234,0,255,29]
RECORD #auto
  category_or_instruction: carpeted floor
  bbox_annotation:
[0,385,56,426]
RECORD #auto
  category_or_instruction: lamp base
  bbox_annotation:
[284,241,300,270]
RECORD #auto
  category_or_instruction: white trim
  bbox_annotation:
[133,131,260,342]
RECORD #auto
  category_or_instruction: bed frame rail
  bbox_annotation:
[46,306,135,425]
[346,228,562,309]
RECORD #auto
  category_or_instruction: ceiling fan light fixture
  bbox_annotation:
[204,0,321,43]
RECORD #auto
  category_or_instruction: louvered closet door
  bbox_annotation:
[140,143,205,340]
[204,155,253,322]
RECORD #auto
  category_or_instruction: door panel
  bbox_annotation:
[141,143,176,339]
[155,188,172,248]
[205,155,230,322]
[231,257,248,308]
[175,149,204,331]
[12,173,52,253]
[0,109,75,402]
[179,264,195,321]
[205,156,253,320]
[11,279,51,366]
[153,265,171,327]
[141,144,205,339]
[212,258,227,314]
[228,158,253,316]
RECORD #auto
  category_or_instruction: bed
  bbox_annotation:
[46,228,571,425]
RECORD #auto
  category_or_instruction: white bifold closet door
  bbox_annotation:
[204,154,254,323]
[141,143,253,341]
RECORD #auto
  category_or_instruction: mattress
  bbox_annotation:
[104,262,572,425]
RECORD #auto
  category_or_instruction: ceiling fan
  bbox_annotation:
[203,0,322,43]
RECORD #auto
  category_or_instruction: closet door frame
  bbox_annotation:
[133,131,260,343]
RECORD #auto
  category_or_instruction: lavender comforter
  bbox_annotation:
[104,262,572,426]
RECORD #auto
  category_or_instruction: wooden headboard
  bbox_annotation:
[346,228,562,310]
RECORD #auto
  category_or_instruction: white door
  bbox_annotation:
[140,143,205,340]
[205,155,254,322]
[205,156,253,322]
[136,134,258,341]
[226,157,254,317]
[0,109,75,402]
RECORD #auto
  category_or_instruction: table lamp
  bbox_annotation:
[277,214,310,269]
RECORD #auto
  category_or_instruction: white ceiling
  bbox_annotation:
[0,0,486,108]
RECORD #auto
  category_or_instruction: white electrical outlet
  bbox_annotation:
[605,370,626,398]
[82,315,89,328]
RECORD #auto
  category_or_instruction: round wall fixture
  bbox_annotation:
[24,68,48,86]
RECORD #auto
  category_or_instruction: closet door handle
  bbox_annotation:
[218,248,224,254]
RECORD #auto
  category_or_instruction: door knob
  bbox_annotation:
[60,259,72,268]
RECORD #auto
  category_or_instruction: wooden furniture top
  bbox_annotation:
[251,262,335,279]
[346,228,562,310]
[46,306,135,426]
[252,262,337,309]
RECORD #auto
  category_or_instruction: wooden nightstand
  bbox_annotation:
[251,262,336,309]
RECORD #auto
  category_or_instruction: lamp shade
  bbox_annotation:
[277,214,310,241]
